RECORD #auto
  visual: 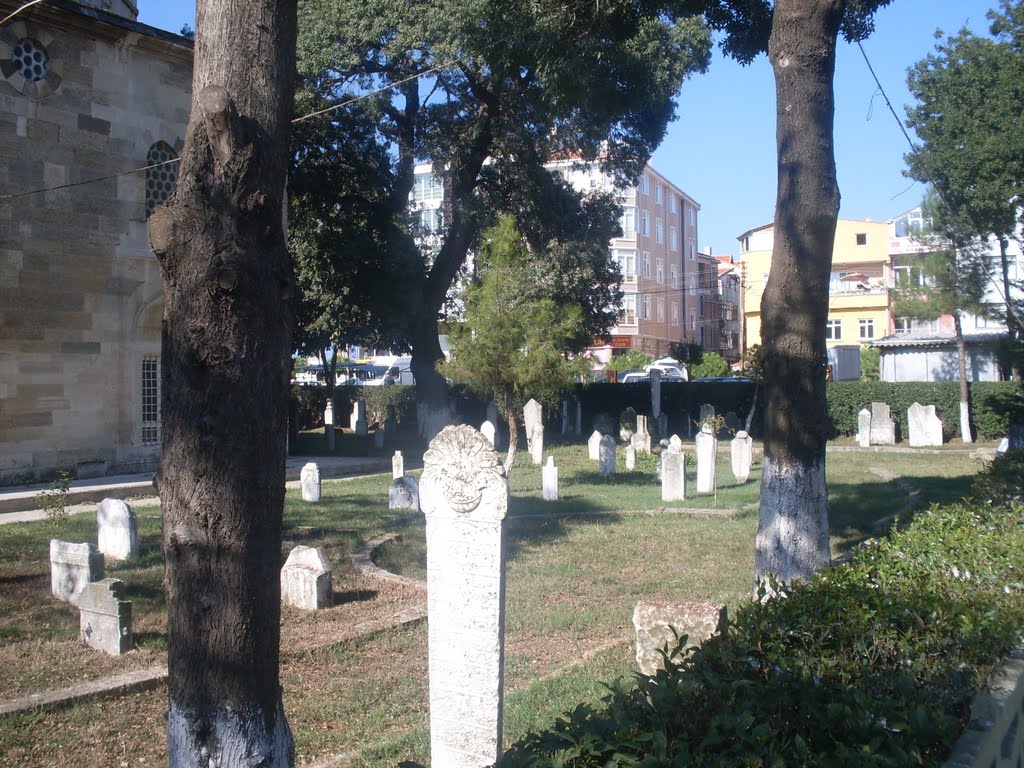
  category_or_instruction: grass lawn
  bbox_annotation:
[0,438,988,767]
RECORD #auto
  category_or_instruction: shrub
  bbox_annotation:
[505,460,1024,767]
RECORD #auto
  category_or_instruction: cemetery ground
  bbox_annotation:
[0,438,993,767]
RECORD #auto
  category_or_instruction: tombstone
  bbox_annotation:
[351,398,368,436]
[656,412,669,442]
[907,402,943,447]
[389,475,420,511]
[480,420,496,448]
[731,430,753,484]
[324,399,335,451]
[280,546,333,610]
[724,411,739,431]
[420,425,509,768]
[661,439,686,501]
[695,424,718,493]
[542,456,558,501]
[78,578,132,655]
[588,430,603,461]
[575,400,583,436]
[300,462,321,502]
[524,399,544,466]
[374,428,385,449]
[633,600,725,676]
[997,437,1010,455]
[50,540,104,605]
[619,407,637,443]
[656,438,670,480]
[869,402,896,445]
[698,403,715,426]
[392,450,405,480]
[857,408,871,448]
[96,498,137,561]
[592,412,617,437]
[636,414,649,441]
[561,399,569,435]
[599,435,616,478]
[384,404,398,434]
[650,369,662,420]
[631,416,652,454]
[625,444,637,470]
[485,402,505,450]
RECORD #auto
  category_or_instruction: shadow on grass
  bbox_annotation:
[334,588,378,605]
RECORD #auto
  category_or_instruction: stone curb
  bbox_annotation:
[0,666,168,718]
[350,533,427,591]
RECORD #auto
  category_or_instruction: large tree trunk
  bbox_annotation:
[148,1,298,765]
[953,311,973,443]
[754,0,845,586]
[503,406,520,476]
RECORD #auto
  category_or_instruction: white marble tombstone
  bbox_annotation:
[542,456,558,501]
[480,420,496,448]
[324,400,335,451]
[96,498,137,561]
[280,546,332,610]
[79,578,132,655]
[524,399,544,465]
[392,450,405,479]
[857,408,872,448]
[632,414,652,454]
[352,398,368,436]
[486,402,505,450]
[389,476,420,511]
[650,369,662,419]
[625,444,637,470]
[588,430,603,461]
[696,424,718,493]
[908,402,943,447]
[869,402,896,445]
[300,462,321,502]
[599,434,617,478]
[731,430,753,484]
[50,540,104,605]
[420,425,509,768]
[661,439,686,501]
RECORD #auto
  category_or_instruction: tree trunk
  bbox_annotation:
[998,237,1021,381]
[953,311,973,443]
[147,1,298,764]
[754,0,845,587]
[503,406,520,476]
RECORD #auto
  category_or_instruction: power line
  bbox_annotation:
[0,0,47,27]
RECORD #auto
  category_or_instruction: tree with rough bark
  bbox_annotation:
[296,0,712,436]
[904,1,1024,373]
[702,0,892,585]
[147,1,298,764]
[443,216,593,474]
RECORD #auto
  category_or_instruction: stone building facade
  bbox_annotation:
[0,0,191,484]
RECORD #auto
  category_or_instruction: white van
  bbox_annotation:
[375,355,415,385]
[644,357,688,381]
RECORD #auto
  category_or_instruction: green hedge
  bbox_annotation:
[826,380,1024,441]
[505,453,1024,767]
[290,384,417,431]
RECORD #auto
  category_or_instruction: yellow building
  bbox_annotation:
[737,219,892,357]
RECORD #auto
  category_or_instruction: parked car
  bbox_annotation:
[644,357,688,381]
[619,370,650,383]
[692,376,753,383]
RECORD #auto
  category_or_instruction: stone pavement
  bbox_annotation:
[0,454,391,523]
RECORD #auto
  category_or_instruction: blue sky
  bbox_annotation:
[139,1,998,255]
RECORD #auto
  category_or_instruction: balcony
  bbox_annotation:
[621,272,637,287]
[615,310,638,329]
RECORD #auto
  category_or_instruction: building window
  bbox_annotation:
[699,295,705,318]
[740,235,750,252]
[641,251,651,278]
[689,311,696,331]
[642,294,652,320]
[858,318,874,339]
[417,207,442,233]
[620,206,636,239]
[855,232,868,246]
[670,265,678,288]
[656,218,664,244]
[655,183,663,204]
[656,258,664,284]
[615,249,636,278]
[895,317,938,334]
[689,274,696,291]
[669,194,677,214]
[700,326,706,347]
[657,298,665,322]
[141,356,161,445]
[669,226,677,251]
[825,319,842,340]
[689,241,696,261]
[412,172,443,201]
[641,210,650,237]
[689,207,696,226]
[641,175,649,195]
[11,38,49,83]
[619,294,637,325]
[671,302,679,324]
[145,142,180,218]
[894,264,927,287]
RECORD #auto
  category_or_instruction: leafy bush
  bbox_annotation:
[505,460,1024,767]
[36,470,73,528]
[689,352,731,379]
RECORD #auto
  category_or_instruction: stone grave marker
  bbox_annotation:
[78,578,132,655]
[97,498,137,561]
[625,444,636,470]
[592,412,616,437]
[650,369,662,419]
[857,408,871,448]
[542,456,558,501]
[631,420,651,455]
[656,412,669,441]
[280,546,332,610]
[619,407,637,443]
[524,399,544,465]
[384,404,398,434]
[351,398,368,436]
[869,402,895,445]
[575,400,583,436]
[698,403,715,425]
[696,424,717,493]
[661,438,685,501]
[420,425,509,768]
[50,540,104,604]
[389,475,420,511]
[599,435,617,478]
[324,399,335,451]
[656,438,670,480]
[561,399,568,435]
[374,428,385,449]
[908,402,943,447]
[300,462,321,502]
[724,411,739,431]
[731,430,753,484]
[588,430,603,461]
[393,450,404,479]
[480,420,496,448]
[633,600,726,675]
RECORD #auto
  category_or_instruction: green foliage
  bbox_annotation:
[860,346,880,382]
[505,457,1024,767]
[35,470,73,528]
[689,351,731,379]
[825,380,1024,441]
[605,350,652,373]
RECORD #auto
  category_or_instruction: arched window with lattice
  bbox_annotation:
[145,142,179,218]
